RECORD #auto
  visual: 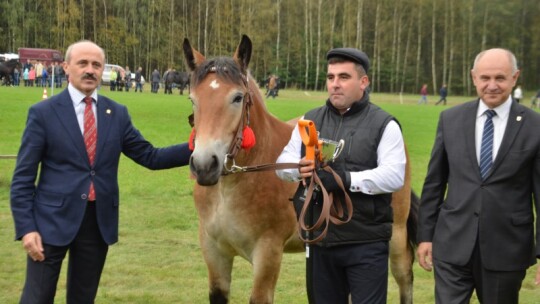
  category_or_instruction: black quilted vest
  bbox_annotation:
[299,93,397,247]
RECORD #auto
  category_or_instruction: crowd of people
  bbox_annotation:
[8,59,65,88]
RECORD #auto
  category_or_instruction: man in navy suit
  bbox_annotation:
[417,48,540,303]
[10,40,191,303]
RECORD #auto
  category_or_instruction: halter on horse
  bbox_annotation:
[184,35,418,304]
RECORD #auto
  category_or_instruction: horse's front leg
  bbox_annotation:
[249,237,285,304]
[200,232,234,304]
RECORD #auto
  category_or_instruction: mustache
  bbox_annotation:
[82,73,97,81]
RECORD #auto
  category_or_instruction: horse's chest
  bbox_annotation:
[204,193,253,241]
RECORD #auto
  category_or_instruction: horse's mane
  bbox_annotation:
[192,57,245,87]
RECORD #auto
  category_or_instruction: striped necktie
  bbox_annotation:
[83,96,97,200]
[479,110,496,180]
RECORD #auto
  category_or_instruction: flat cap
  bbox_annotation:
[326,48,370,73]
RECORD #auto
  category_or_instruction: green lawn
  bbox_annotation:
[0,86,538,303]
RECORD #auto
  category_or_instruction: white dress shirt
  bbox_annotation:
[276,117,406,195]
[475,97,511,164]
[67,83,98,135]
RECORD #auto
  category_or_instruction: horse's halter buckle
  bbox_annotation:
[223,155,246,174]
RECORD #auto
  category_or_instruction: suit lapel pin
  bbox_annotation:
[106,109,112,114]
[516,116,522,122]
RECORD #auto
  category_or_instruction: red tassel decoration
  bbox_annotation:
[241,126,256,150]
[188,128,196,151]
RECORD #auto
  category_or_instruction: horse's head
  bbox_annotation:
[183,35,254,186]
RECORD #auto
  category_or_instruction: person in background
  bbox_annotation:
[28,66,36,87]
[13,66,20,86]
[23,59,33,72]
[276,47,406,304]
[10,40,192,304]
[417,48,540,304]
[23,67,29,87]
[124,66,131,92]
[135,67,143,92]
[418,83,428,105]
[41,64,48,87]
[35,60,43,87]
[435,84,448,106]
[54,62,63,88]
[151,68,160,93]
[110,67,117,91]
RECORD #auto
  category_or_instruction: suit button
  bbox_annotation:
[81,194,88,200]
[474,212,479,217]
[90,170,95,176]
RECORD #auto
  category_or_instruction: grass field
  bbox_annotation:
[0,85,539,303]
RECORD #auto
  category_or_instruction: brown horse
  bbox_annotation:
[183,35,418,304]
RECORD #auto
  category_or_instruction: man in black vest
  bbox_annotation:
[276,48,406,303]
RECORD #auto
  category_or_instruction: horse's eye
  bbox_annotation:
[232,95,243,104]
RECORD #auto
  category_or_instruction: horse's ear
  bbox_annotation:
[183,38,205,71]
[233,35,252,72]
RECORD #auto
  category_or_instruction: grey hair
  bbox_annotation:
[64,40,105,63]
[472,48,518,75]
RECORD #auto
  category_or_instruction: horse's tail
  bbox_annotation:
[407,190,420,251]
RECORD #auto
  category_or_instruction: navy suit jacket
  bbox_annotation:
[11,89,191,246]
[418,99,540,271]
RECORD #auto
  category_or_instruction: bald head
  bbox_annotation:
[65,40,105,63]
[472,48,518,75]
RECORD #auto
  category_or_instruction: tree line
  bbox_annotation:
[1,0,539,96]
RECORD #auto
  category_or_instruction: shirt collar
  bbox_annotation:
[476,96,512,120]
[68,83,98,106]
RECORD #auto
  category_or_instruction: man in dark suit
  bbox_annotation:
[10,40,191,303]
[417,48,540,303]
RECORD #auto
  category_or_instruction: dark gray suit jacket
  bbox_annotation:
[418,99,540,271]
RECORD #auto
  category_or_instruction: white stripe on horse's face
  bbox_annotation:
[210,79,220,89]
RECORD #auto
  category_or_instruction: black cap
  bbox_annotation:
[326,48,370,73]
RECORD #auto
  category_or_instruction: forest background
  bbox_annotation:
[1,0,540,96]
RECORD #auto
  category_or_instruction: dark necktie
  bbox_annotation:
[84,96,97,200]
[479,110,496,180]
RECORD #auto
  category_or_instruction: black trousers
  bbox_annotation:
[20,202,109,304]
[433,240,526,304]
[309,241,389,304]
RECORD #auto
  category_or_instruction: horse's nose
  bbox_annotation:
[190,153,221,186]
